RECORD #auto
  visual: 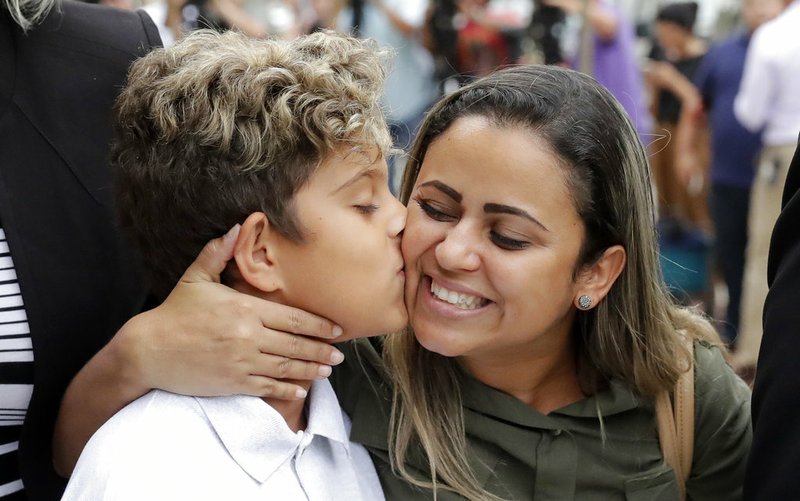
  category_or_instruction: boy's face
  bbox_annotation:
[273,147,408,339]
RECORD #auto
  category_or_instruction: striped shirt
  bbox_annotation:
[0,227,33,499]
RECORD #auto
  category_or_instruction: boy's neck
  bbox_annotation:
[226,277,316,432]
[262,380,313,432]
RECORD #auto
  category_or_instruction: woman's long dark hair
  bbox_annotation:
[385,65,719,499]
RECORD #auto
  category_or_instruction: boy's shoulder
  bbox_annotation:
[65,392,284,498]
[81,389,222,456]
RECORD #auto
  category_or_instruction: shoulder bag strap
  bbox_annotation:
[656,338,695,501]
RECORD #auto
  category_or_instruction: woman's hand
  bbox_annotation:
[123,224,343,400]
[54,225,341,476]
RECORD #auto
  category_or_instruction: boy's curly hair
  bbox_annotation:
[113,29,391,298]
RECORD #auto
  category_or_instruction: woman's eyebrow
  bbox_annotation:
[484,203,549,232]
[418,180,462,202]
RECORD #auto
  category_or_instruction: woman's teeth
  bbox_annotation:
[430,281,485,310]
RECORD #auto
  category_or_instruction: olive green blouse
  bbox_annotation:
[331,339,751,501]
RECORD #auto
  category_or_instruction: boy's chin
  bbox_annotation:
[340,312,409,341]
[379,312,410,337]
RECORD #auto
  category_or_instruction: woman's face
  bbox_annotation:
[402,116,587,365]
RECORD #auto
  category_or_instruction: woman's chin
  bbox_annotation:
[414,329,465,358]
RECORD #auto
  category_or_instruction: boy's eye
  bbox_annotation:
[355,204,379,215]
[415,198,456,222]
[490,231,530,250]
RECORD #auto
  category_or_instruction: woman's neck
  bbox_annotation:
[459,339,585,415]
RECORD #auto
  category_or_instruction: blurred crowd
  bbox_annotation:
[88,0,798,383]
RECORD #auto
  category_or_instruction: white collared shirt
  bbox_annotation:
[734,0,800,146]
[62,381,384,501]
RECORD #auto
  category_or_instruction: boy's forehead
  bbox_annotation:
[298,143,387,195]
[315,144,385,174]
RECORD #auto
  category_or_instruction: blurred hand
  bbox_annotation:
[118,225,344,401]
[676,152,702,189]
[644,60,677,88]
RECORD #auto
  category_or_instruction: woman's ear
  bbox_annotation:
[232,212,284,293]
[574,245,626,310]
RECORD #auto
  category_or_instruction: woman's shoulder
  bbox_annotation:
[686,340,751,500]
[330,338,392,413]
[692,340,750,403]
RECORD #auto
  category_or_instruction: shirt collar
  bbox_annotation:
[305,377,352,452]
[194,379,351,484]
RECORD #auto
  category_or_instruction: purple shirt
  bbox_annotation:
[590,4,652,138]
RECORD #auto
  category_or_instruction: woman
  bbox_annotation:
[326,64,749,499]
[57,65,750,499]
[646,1,709,226]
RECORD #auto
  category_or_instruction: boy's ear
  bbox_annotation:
[233,212,284,293]
[575,245,626,310]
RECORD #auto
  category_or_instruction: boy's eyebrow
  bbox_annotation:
[418,180,462,203]
[484,203,550,232]
[333,165,379,194]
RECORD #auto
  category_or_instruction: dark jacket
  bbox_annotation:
[0,3,159,498]
[745,138,800,500]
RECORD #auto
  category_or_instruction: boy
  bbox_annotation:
[62,29,406,500]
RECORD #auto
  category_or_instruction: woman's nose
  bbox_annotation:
[434,223,481,272]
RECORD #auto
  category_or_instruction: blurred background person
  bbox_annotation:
[525,0,566,65]
[453,0,532,79]
[288,0,341,34]
[141,0,267,46]
[647,1,708,228]
[140,0,185,45]
[0,0,159,497]
[543,0,652,139]
[421,0,461,93]
[733,0,800,377]
[672,0,783,364]
[335,0,437,194]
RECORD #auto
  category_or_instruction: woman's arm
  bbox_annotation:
[672,77,706,190]
[53,226,343,476]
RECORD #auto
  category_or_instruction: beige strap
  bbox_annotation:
[675,345,695,484]
[655,338,695,501]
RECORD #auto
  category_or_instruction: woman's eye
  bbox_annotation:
[355,204,379,215]
[415,198,456,222]
[490,231,530,250]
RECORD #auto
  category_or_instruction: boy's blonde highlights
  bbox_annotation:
[113,30,391,298]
